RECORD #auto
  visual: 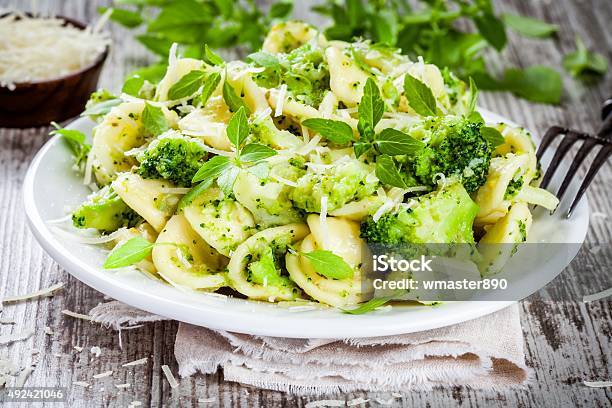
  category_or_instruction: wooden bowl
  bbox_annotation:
[0,16,109,128]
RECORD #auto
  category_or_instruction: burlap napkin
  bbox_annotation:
[89,301,529,395]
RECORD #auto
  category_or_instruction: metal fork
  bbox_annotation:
[536,98,612,218]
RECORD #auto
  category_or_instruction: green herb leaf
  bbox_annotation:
[227,106,249,149]
[98,7,143,28]
[302,118,356,144]
[178,178,213,209]
[563,37,608,79]
[375,128,424,155]
[200,72,221,106]
[81,99,122,117]
[50,122,91,169]
[358,77,385,140]
[167,70,206,100]
[142,102,169,135]
[223,81,251,114]
[342,296,394,315]
[240,143,277,163]
[204,44,224,66]
[474,12,507,51]
[247,51,280,68]
[103,237,154,269]
[375,155,407,188]
[192,155,232,183]
[481,127,505,148]
[503,66,563,104]
[130,63,167,83]
[216,164,240,195]
[302,250,354,280]
[269,0,293,19]
[467,77,478,114]
[354,141,373,158]
[502,14,558,38]
[122,75,144,96]
[403,73,437,117]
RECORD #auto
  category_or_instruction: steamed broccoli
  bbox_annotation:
[290,158,379,213]
[72,186,141,233]
[360,183,479,244]
[252,43,330,107]
[137,133,207,187]
[404,116,491,193]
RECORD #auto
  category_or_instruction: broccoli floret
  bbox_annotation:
[72,186,141,233]
[504,176,524,199]
[248,246,293,288]
[290,158,379,213]
[405,116,491,193]
[137,133,207,187]
[360,183,479,244]
[252,43,330,107]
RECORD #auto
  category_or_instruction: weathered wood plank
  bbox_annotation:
[0,0,610,407]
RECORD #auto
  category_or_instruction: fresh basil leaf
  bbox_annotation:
[98,7,143,28]
[403,73,437,117]
[358,77,385,140]
[503,66,562,104]
[130,63,167,83]
[375,128,424,155]
[370,10,397,45]
[216,164,240,195]
[167,70,206,100]
[204,44,224,66]
[342,296,394,315]
[148,0,211,31]
[227,106,249,149]
[563,37,608,79]
[502,14,558,38]
[474,12,507,51]
[122,75,144,96]
[240,143,277,163]
[269,1,293,19]
[142,102,169,135]
[375,155,407,188]
[192,155,232,183]
[50,122,86,145]
[302,118,356,144]
[178,178,213,209]
[223,81,251,114]
[467,77,478,114]
[136,33,173,57]
[302,250,354,280]
[103,237,154,269]
[247,51,280,68]
[481,127,505,148]
[81,99,122,117]
[354,141,373,158]
[200,72,221,106]
[213,0,232,17]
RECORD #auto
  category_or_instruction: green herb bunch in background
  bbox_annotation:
[103,0,607,105]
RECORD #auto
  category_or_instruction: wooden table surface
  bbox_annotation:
[1,0,611,406]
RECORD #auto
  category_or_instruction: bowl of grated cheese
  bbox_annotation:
[0,13,110,128]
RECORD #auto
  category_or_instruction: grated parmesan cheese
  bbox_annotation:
[115,383,131,389]
[305,400,345,408]
[161,365,179,388]
[122,357,148,367]
[274,84,288,117]
[0,14,110,89]
[347,397,369,406]
[90,346,102,357]
[583,380,612,388]
[73,381,90,388]
[2,282,64,303]
[93,370,113,379]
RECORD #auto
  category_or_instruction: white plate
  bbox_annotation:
[23,110,589,338]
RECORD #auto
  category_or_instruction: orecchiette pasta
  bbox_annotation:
[112,173,180,232]
[182,187,256,257]
[152,214,227,290]
[286,215,370,307]
[227,223,309,301]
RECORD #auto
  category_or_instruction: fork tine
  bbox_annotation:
[567,143,612,218]
[536,126,566,161]
[555,138,600,201]
[539,131,581,190]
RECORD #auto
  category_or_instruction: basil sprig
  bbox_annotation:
[104,237,154,269]
[142,102,169,135]
[301,118,356,145]
[403,73,437,117]
[189,106,276,199]
[167,70,206,100]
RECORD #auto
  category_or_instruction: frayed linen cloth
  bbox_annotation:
[89,301,529,395]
